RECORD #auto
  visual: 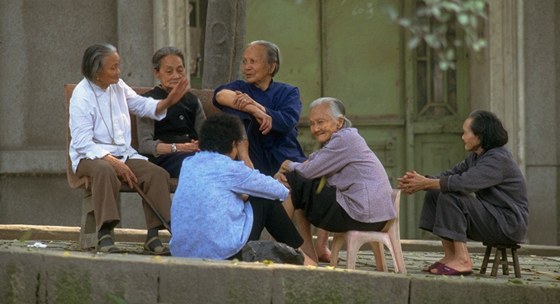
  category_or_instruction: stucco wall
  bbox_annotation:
[1,0,559,245]
[0,0,154,229]
[523,0,560,245]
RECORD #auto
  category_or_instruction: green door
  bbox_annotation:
[246,0,469,239]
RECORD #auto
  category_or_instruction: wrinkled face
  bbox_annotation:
[309,103,344,145]
[241,44,275,89]
[155,54,186,91]
[95,52,120,89]
[462,117,483,154]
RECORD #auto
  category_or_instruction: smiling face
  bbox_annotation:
[95,52,120,89]
[241,44,275,89]
[155,54,186,91]
[462,117,483,154]
[309,103,344,145]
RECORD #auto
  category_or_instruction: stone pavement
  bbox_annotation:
[1,225,559,286]
[1,225,560,303]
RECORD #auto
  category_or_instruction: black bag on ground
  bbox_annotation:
[241,240,304,265]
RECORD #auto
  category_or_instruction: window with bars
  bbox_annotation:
[414,11,459,118]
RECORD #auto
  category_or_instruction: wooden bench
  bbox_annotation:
[64,84,219,249]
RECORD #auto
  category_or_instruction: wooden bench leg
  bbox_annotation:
[79,190,97,250]
[480,245,492,274]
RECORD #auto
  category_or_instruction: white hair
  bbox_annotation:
[309,97,352,128]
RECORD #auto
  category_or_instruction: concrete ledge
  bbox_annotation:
[1,246,558,303]
[1,225,558,257]
[0,224,170,243]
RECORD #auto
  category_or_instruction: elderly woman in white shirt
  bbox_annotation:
[69,43,188,254]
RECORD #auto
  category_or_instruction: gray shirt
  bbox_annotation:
[289,128,395,223]
[438,146,529,242]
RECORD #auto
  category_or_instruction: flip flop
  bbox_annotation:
[430,264,473,276]
[422,261,443,272]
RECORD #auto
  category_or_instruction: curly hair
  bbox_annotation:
[199,114,245,154]
[468,110,509,150]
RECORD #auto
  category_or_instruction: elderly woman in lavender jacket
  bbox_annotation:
[276,97,395,262]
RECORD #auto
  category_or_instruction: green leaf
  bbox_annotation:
[458,14,469,25]
[407,36,421,49]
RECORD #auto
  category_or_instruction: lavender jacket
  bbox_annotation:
[288,128,395,223]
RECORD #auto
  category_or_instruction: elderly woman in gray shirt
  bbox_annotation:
[276,97,395,263]
[398,110,528,276]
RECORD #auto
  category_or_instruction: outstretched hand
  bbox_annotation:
[166,78,190,106]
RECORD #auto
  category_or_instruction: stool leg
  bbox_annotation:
[490,247,500,276]
[480,245,492,274]
[500,248,509,275]
[511,248,521,278]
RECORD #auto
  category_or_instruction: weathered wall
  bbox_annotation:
[1,0,560,245]
[523,0,560,245]
[0,0,154,229]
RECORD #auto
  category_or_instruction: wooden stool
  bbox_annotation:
[480,243,521,278]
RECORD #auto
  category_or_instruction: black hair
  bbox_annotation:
[199,114,245,154]
[81,43,118,81]
[468,110,509,150]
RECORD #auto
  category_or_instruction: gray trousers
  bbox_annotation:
[76,158,171,232]
[419,189,514,244]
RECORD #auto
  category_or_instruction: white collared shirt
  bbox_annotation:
[69,78,166,172]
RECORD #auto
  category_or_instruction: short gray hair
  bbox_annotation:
[309,97,352,128]
[247,40,281,77]
[152,46,185,70]
[81,43,118,81]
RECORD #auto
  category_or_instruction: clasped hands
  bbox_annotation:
[176,140,199,153]
[233,91,272,135]
[397,170,426,195]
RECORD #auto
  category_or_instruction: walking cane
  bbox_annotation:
[131,182,172,233]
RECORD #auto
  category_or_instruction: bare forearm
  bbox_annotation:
[423,178,441,190]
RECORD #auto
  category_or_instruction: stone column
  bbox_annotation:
[117,0,155,86]
[201,0,246,89]
[522,0,559,245]
[153,0,193,82]
[486,0,525,171]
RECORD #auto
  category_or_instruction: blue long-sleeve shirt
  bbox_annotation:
[170,151,289,259]
[213,80,306,176]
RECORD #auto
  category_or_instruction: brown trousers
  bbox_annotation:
[76,158,171,232]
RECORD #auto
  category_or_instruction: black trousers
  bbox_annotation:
[149,152,194,178]
[419,189,516,244]
[229,197,304,260]
[286,171,386,233]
